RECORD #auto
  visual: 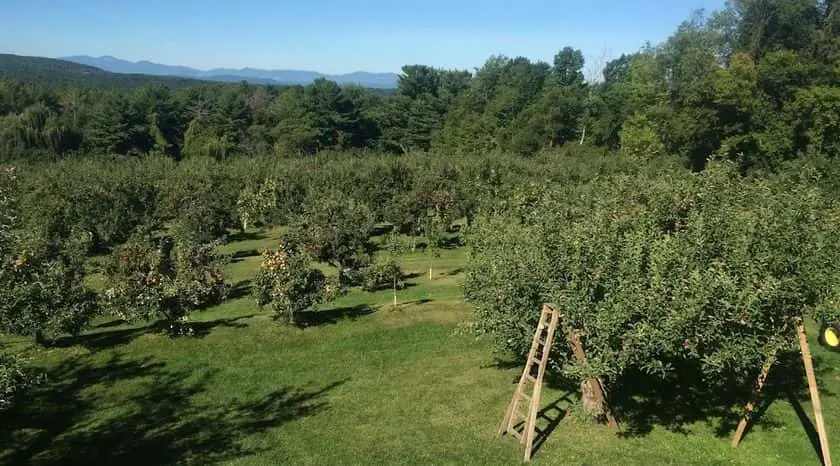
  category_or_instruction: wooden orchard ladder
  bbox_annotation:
[732,318,832,466]
[498,304,561,462]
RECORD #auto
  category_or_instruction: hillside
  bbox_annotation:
[62,55,400,88]
[0,54,231,89]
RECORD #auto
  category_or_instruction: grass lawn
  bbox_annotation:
[3,227,840,465]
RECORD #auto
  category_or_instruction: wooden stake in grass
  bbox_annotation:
[732,353,776,448]
[797,318,832,466]
[393,275,398,308]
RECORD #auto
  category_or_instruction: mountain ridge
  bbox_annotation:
[0,53,215,89]
[62,55,400,88]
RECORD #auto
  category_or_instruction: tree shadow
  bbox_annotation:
[0,354,345,465]
[447,224,463,234]
[363,282,418,293]
[229,249,260,263]
[396,298,432,307]
[228,279,253,300]
[437,235,464,250]
[370,224,395,236]
[611,350,832,441]
[404,272,423,280]
[190,315,254,338]
[726,350,834,462]
[445,268,464,276]
[51,315,257,351]
[227,231,266,243]
[787,389,823,462]
[612,364,752,438]
[294,304,374,328]
[480,358,524,371]
[92,319,127,330]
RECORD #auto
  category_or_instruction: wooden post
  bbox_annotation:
[797,319,832,466]
[732,353,776,448]
[568,332,620,432]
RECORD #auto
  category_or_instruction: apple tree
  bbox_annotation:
[252,245,338,324]
[103,234,229,335]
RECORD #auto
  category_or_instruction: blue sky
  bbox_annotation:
[1,0,726,74]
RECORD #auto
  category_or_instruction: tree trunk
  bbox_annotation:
[242,218,248,233]
[393,278,397,307]
[580,379,606,416]
[579,126,587,146]
[35,330,47,347]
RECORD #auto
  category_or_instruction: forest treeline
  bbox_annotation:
[5,1,840,170]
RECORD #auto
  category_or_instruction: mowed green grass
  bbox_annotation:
[3,227,840,465]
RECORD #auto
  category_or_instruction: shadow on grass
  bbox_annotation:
[437,235,464,250]
[731,351,834,462]
[398,298,432,307]
[509,393,572,458]
[611,364,755,438]
[610,350,833,444]
[294,304,374,328]
[228,280,253,300]
[229,249,260,263]
[0,354,345,465]
[787,390,823,462]
[92,319,127,330]
[370,224,395,236]
[227,231,267,243]
[361,282,418,293]
[480,358,524,371]
[190,316,254,338]
[51,315,256,352]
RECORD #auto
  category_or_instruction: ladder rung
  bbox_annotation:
[538,338,547,346]
[529,357,542,365]
[525,374,537,383]
[520,392,531,400]
[509,429,522,440]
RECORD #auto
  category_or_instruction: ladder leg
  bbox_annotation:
[523,381,541,461]
[498,396,516,437]
[798,320,833,466]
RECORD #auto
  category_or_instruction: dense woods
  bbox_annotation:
[2,1,840,166]
[5,0,840,430]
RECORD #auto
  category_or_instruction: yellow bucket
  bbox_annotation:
[823,326,840,347]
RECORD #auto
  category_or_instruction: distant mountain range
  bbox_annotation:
[61,55,400,88]
[0,53,214,89]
